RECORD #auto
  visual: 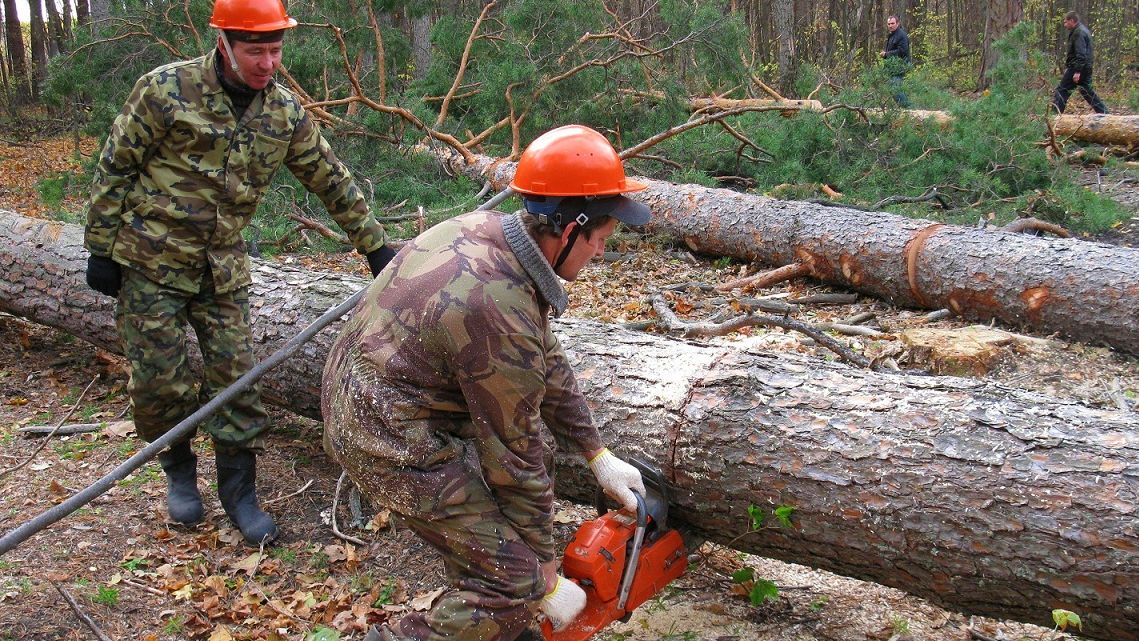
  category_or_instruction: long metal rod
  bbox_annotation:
[0,187,516,556]
[0,286,368,555]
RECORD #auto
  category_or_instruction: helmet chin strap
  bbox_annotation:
[218,31,248,86]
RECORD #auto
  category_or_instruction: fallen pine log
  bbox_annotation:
[1,210,1137,639]
[682,96,1137,145]
[1053,114,1139,148]
[440,152,1139,356]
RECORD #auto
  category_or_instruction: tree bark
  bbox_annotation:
[28,0,47,95]
[681,96,1139,144]
[438,150,1139,356]
[1053,114,1139,147]
[977,0,1023,89]
[1,210,1137,641]
[772,0,796,96]
[2,0,25,100]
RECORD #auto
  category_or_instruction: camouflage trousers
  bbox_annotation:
[338,442,545,641]
[115,267,268,450]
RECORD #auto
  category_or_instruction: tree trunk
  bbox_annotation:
[87,0,107,24]
[772,0,796,96]
[1053,114,1139,147]
[0,210,1136,641]
[977,0,1023,89]
[28,0,47,96]
[437,150,1139,356]
[408,9,433,83]
[43,0,63,56]
[2,0,25,100]
[75,0,89,28]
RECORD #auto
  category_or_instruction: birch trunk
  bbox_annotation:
[438,152,1139,356]
[0,211,1136,640]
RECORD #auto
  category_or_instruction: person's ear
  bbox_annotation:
[559,222,579,244]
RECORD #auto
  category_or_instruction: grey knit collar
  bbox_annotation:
[501,212,568,317]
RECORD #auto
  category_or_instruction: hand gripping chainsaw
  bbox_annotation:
[541,459,689,641]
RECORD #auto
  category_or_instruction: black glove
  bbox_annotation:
[365,245,397,278]
[86,255,122,298]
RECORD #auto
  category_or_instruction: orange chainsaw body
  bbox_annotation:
[541,500,688,641]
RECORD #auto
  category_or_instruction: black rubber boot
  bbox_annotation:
[156,439,204,525]
[215,449,278,545]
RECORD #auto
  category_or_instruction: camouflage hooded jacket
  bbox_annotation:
[321,211,604,561]
[84,49,386,294]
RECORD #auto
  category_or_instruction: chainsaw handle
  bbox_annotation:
[616,491,648,612]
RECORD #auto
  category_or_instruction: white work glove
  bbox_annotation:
[540,575,587,631]
[588,448,646,513]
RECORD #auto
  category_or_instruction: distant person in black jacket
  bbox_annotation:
[1052,11,1107,114]
[880,15,912,107]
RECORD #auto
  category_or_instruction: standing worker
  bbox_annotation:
[83,0,396,545]
[880,14,912,107]
[322,125,650,641]
[1051,11,1108,114]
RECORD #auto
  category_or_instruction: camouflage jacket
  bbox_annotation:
[84,49,386,294]
[322,211,603,561]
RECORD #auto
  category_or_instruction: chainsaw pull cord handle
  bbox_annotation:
[616,490,648,611]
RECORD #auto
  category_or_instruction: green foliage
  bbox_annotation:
[36,172,71,212]
[1052,609,1083,632]
[40,0,1130,251]
[92,586,120,607]
[306,628,342,641]
[730,567,779,605]
[373,579,399,606]
[162,615,186,635]
[748,579,780,605]
[773,505,795,528]
[747,503,795,531]
[890,614,911,634]
[119,557,148,572]
[746,504,765,530]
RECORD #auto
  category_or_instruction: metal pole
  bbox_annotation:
[0,187,516,556]
[0,287,366,555]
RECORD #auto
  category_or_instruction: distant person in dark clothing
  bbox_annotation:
[1052,11,1107,114]
[880,15,912,107]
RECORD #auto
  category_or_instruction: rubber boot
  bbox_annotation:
[215,449,278,545]
[156,439,204,525]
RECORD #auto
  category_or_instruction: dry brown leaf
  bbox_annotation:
[203,575,230,597]
[207,625,234,641]
[103,420,135,438]
[232,552,263,575]
[410,587,446,611]
[366,509,391,531]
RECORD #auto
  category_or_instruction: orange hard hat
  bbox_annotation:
[209,0,298,31]
[510,125,646,197]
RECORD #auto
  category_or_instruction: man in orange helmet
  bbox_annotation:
[322,125,651,641]
[83,0,396,545]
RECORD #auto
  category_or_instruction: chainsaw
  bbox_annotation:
[542,459,689,641]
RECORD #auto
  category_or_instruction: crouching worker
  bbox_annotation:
[321,125,651,641]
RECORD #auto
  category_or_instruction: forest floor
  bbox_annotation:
[1,131,1137,641]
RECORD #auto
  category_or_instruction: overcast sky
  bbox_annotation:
[11,0,29,22]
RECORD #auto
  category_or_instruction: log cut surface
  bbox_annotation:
[1,211,1137,640]
[441,152,1139,356]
